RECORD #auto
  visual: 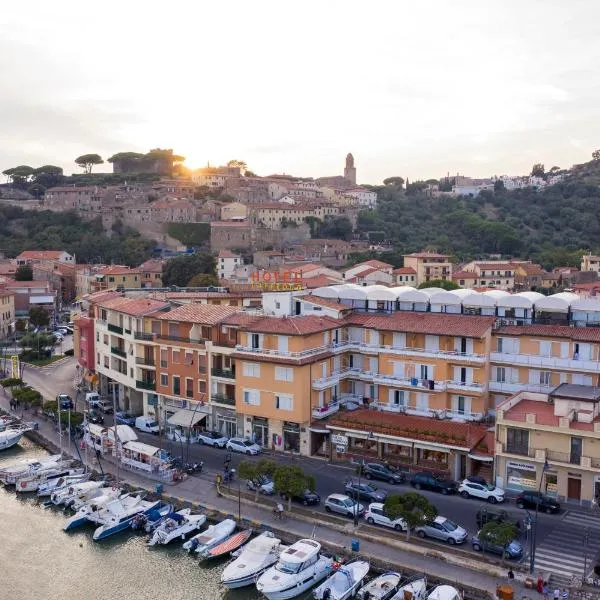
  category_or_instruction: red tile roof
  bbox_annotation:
[86,290,122,304]
[152,304,241,325]
[474,263,515,271]
[99,266,140,276]
[139,259,164,272]
[17,250,69,260]
[392,267,417,275]
[495,324,600,342]
[4,279,51,288]
[452,270,478,279]
[240,314,341,335]
[302,275,342,289]
[97,297,169,316]
[404,251,449,259]
[328,409,487,450]
[573,282,600,291]
[362,259,393,270]
[344,312,494,338]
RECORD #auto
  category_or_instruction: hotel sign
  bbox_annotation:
[250,271,303,291]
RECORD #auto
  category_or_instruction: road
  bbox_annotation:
[23,358,560,565]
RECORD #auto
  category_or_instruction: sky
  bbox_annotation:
[1,0,600,184]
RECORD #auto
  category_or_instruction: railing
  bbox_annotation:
[491,351,600,373]
[155,333,207,345]
[211,393,235,406]
[312,401,340,420]
[124,329,131,335]
[489,381,553,394]
[546,449,581,465]
[500,442,532,457]
[211,367,235,379]
[591,457,600,468]
[136,380,156,391]
[108,323,123,335]
[111,346,127,358]
[235,344,332,359]
[135,357,155,366]
[134,332,155,341]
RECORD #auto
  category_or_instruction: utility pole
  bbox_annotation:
[112,382,119,486]
[584,528,590,582]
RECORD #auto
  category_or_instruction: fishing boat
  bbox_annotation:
[148,511,206,546]
[200,528,252,559]
[256,539,334,600]
[131,504,175,532]
[16,466,85,493]
[0,423,31,451]
[427,586,461,600]
[221,531,284,589]
[356,572,402,600]
[37,473,89,497]
[0,454,63,484]
[183,518,236,553]
[313,560,370,600]
[49,480,105,507]
[389,578,428,600]
[63,488,124,530]
[91,496,161,541]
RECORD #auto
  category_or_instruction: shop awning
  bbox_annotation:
[309,426,330,434]
[468,453,494,462]
[168,409,208,428]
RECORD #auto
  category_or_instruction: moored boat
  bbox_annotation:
[63,488,124,531]
[427,586,461,600]
[148,511,206,546]
[389,578,428,600]
[16,466,84,493]
[0,454,62,484]
[313,560,370,600]
[131,504,175,532]
[200,528,252,559]
[91,496,161,541]
[183,518,236,553]
[50,480,105,507]
[37,473,89,497]
[356,572,402,600]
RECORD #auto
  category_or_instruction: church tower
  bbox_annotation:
[344,152,356,185]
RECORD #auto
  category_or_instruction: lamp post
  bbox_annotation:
[354,432,373,527]
[529,459,549,574]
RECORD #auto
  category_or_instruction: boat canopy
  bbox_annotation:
[281,538,321,563]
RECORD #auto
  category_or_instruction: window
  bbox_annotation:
[243,362,260,377]
[392,390,405,406]
[243,389,260,405]
[250,333,260,349]
[198,354,207,373]
[160,373,168,386]
[198,380,206,394]
[506,428,529,455]
[160,349,168,368]
[184,352,193,366]
[172,350,180,364]
[539,371,551,386]
[275,367,293,382]
[420,365,430,380]
[103,334,108,345]
[457,395,465,414]
[96,331,100,342]
[275,394,293,411]
[185,378,193,398]
[173,376,180,396]
[496,367,506,383]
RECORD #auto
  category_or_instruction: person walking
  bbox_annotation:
[561,589,568,600]
[507,569,514,581]
[553,587,560,600]
[542,582,549,600]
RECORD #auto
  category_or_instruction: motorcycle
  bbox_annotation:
[222,467,236,483]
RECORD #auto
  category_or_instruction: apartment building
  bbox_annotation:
[0,291,15,338]
[461,262,515,291]
[392,267,417,286]
[496,384,600,505]
[581,254,600,274]
[403,252,452,285]
[217,251,242,280]
[16,250,75,266]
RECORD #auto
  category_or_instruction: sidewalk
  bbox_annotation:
[1,395,531,599]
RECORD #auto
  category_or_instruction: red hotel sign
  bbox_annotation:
[250,271,304,291]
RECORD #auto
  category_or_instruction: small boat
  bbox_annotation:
[389,578,428,600]
[37,473,89,497]
[49,480,105,507]
[92,496,161,541]
[221,531,284,589]
[427,586,461,600]
[17,466,85,493]
[200,528,252,559]
[0,454,62,484]
[63,488,123,530]
[0,424,31,451]
[183,518,236,553]
[357,572,402,600]
[257,539,334,600]
[313,560,370,600]
[0,415,19,431]
[131,504,175,532]
[148,511,206,546]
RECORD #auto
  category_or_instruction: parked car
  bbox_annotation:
[56,394,73,410]
[471,530,523,559]
[247,475,274,495]
[86,393,113,413]
[410,473,458,495]
[135,416,160,434]
[476,507,521,531]
[516,491,561,514]
[325,493,365,518]
[362,463,405,484]
[415,516,467,545]
[197,430,229,448]
[458,479,505,504]
[87,409,104,425]
[344,481,388,503]
[280,489,321,506]
[115,411,136,426]
[53,332,64,342]
[226,437,261,455]
[364,502,407,531]
[465,475,488,486]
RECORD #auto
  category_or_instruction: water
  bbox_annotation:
[0,440,263,600]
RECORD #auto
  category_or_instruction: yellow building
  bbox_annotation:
[0,291,15,338]
[403,251,452,285]
[495,384,600,506]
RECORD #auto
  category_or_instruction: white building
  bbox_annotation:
[344,188,378,208]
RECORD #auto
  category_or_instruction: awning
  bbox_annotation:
[309,426,330,434]
[468,453,494,462]
[168,409,207,428]
[413,441,450,453]
[30,295,55,304]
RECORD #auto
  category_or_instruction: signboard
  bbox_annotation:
[336,445,346,454]
[331,434,348,446]
[250,271,303,291]
[10,355,19,379]
[506,460,535,472]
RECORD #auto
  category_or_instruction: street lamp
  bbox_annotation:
[529,459,549,574]
[354,431,373,527]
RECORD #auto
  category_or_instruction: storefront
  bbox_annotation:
[505,460,537,491]
[217,411,238,438]
[544,470,558,497]
[283,422,300,453]
[252,417,269,448]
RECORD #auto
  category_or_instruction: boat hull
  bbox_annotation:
[222,563,275,589]
[258,558,333,600]
[92,501,160,541]
[0,431,23,451]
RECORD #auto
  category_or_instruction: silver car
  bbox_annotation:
[415,516,467,545]
[325,493,365,518]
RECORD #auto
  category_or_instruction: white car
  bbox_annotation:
[364,502,407,531]
[458,479,505,504]
[196,431,228,448]
[226,437,262,455]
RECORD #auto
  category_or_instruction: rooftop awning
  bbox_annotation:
[167,408,208,428]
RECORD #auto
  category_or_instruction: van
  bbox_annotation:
[86,393,114,414]
[135,416,160,434]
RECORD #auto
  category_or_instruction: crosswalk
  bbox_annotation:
[528,511,600,586]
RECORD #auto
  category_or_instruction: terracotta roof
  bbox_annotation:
[17,250,69,260]
[344,312,494,338]
[517,264,546,276]
[361,259,393,269]
[495,324,600,342]
[573,282,600,290]
[328,409,487,450]
[286,263,322,275]
[0,290,15,298]
[301,275,341,289]
[474,263,515,271]
[97,297,169,316]
[301,295,350,311]
[152,304,241,325]
[392,267,416,275]
[404,251,449,259]
[86,290,122,304]
[239,314,341,335]
[349,266,379,278]
[452,270,478,279]
[99,266,140,276]
[4,279,51,288]
[138,259,164,272]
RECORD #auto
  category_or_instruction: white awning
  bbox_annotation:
[167,408,208,427]
[468,453,494,462]
[30,295,55,304]
[308,426,330,434]
[122,440,160,456]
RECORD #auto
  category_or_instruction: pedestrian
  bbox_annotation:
[543,582,549,600]
[553,587,560,600]
[562,589,568,600]
[507,569,514,581]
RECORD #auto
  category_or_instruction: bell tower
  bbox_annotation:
[344,152,356,185]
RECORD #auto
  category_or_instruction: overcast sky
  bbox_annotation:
[1,0,599,184]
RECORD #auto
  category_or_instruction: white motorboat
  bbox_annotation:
[357,572,402,600]
[50,480,105,507]
[91,496,161,541]
[183,518,236,553]
[131,504,175,532]
[0,427,28,451]
[63,488,123,530]
[0,454,62,484]
[16,465,85,493]
[256,539,334,600]
[313,560,370,600]
[221,531,284,589]
[37,473,89,497]
[390,578,428,600]
[148,510,206,546]
[427,586,461,600]
[0,415,17,431]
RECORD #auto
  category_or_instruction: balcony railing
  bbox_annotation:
[546,449,582,465]
[501,443,532,457]
[111,346,127,358]
[211,393,235,406]
[108,323,123,335]
[135,357,155,367]
[136,380,156,391]
[312,402,340,420]
[134,332,155,341]
[211,367,235,379]
[491,351,600,373]
[489,381,553,394]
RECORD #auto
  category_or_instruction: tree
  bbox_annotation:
[531,163,545,179]
[245,170,257,177]
[319,216,353,241]
[187,273,219,287]
[593,149,600,161]
[478,521,517,564]
[548,166,561,173]
[3,165,35,186]
[273,464,315,511]
[493,179,505,193]
[227,159,247,174]
[28,306,50,328]
[238,459,277,501]
[162,253,216,287]
[14,265,33,281]
[383,177,405,187]
[75,154,104,174]
[418,279,459,290]
[383,492,438,541]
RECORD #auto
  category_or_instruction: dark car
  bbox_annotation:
[115,411,136,426]
[516,491,561,514]
[280,489,321,506]
[471,530,524,559]
[410,472,458,495]
[344,481,388,503]
[56,394,74,410]
[362,463,405,484]
[87,409,104,425]
[476,507,521,531]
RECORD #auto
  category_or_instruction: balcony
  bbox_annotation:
[489,381,553,394]
[499,442,533,457]
[211,393,235,406]
[135,357,156,367]
[445,380,487,394]
[491,351,600,374]
[546,449,582,465]
[111,346,127,358]
[134,332,155,342]
[380,345,486,364]
[235,343,332,359]
[108,323,123,335]
[211,367,235,379]
[312,401,340,420]
[136,380,156,391]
